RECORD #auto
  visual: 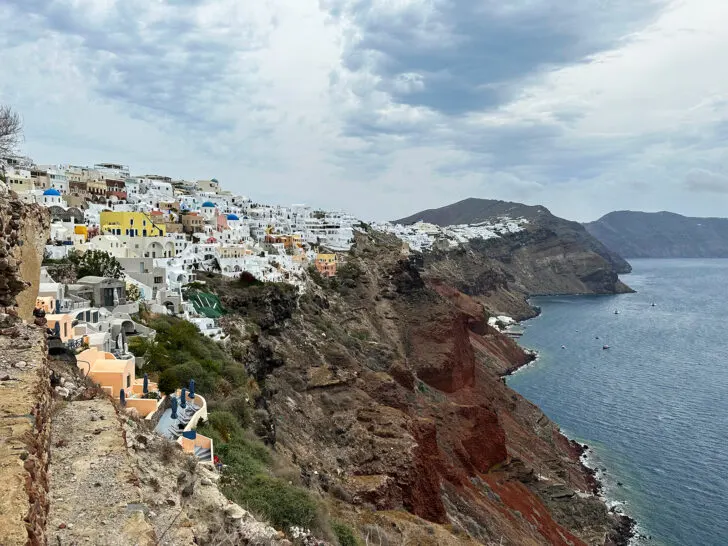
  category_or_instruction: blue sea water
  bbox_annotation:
[507,259,728,546]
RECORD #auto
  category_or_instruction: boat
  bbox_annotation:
[651,303,656,307]
[561,345,566,349]
[614,310,620,315]
[603,345,610,350]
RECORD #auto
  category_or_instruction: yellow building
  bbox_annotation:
[74,225,89,242]
[100,211,166,237]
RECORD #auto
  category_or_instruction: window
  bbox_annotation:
[129,219,133,225]
[154,276,163,284]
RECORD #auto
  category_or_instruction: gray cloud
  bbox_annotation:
[684,169,728,194]
[2,0,271,138]
[3,0,728,224]
[325,0,665,116]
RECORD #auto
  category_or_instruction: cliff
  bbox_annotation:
[585,210,728,258]
[210,230,632,545]
[0,190,53,545]
[0,188,50,324]
[394,198,632,275]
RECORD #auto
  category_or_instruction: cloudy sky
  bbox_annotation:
[2,0,728,222]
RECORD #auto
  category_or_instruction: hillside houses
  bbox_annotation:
[4,154,358,343]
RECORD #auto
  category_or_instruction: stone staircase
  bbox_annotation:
[166,403,200,439]
[194,446,212,462]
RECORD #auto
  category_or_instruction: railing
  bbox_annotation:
[58,300,90,312]
[66,338,85,350]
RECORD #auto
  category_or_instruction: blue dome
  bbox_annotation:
[202,201,215,208]
[43,188,61,196]
[226,214,239,221]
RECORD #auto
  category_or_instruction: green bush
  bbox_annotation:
[208,410,242,442]
[332,521,360,546]
[158,369,179,395]
[234,474,318,531]
[134,315,249,397]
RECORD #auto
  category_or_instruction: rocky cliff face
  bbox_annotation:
[0,189,50,324]
[585,210,728,258]
[215,231,632,545]
[423,227,632,322]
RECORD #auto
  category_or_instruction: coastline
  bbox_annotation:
[505,302,639,546]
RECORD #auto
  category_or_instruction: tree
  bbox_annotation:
[0,105,22,157]
[77,250,124,279]
[125,282,142,302]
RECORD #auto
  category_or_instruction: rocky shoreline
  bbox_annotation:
[507,307,638,546]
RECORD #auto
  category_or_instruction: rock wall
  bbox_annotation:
[0,327,51,546]
[0,192,49,323]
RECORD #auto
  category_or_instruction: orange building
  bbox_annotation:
[315,253,337,277]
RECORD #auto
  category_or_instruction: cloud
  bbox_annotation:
[1,0,728,223]
[684,169,728,194]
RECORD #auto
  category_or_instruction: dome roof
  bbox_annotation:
[226,213,239,221]
[43,188,61,196]
[202,201,215,208]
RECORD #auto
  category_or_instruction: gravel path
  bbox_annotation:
[48,398,156,546]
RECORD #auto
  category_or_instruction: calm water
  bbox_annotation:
[507,259,728,546]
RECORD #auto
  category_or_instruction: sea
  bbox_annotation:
[507,259,728,546]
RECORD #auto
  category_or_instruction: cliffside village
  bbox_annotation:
[3,155,357,329]
[1,155,364,466]
[1,155,532,466]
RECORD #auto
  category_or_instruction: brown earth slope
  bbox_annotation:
[211,230,632,545]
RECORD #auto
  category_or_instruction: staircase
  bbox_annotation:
[194,446,212,462]
[164,403,201,440]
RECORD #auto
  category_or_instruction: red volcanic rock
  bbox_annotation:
[457,405,507,473]
[411,310,476,393]
[406,419,448,523]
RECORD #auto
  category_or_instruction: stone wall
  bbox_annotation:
[0,327,51,546]
[0,191,50,324]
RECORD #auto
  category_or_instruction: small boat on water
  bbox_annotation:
[561,345,566,349]
[603,345,610,350]
[651,303,656,307]
[614,310,620,315]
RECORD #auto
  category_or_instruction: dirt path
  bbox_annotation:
[48,398,157,546]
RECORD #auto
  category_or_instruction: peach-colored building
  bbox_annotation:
[77,348,163,417]
[315,253,337,277]
[45,313,75,342]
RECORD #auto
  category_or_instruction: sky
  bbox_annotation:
[2,0,728,222]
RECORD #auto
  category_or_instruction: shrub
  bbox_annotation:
[208,410,242,442]
[220,393,252,428]
[332,521,360,546]
[235,474,318,531]
[158,369,179,395]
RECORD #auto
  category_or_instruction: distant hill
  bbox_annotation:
[393,198,633,277]
[394,198,551,226]
[584,211,728,258]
